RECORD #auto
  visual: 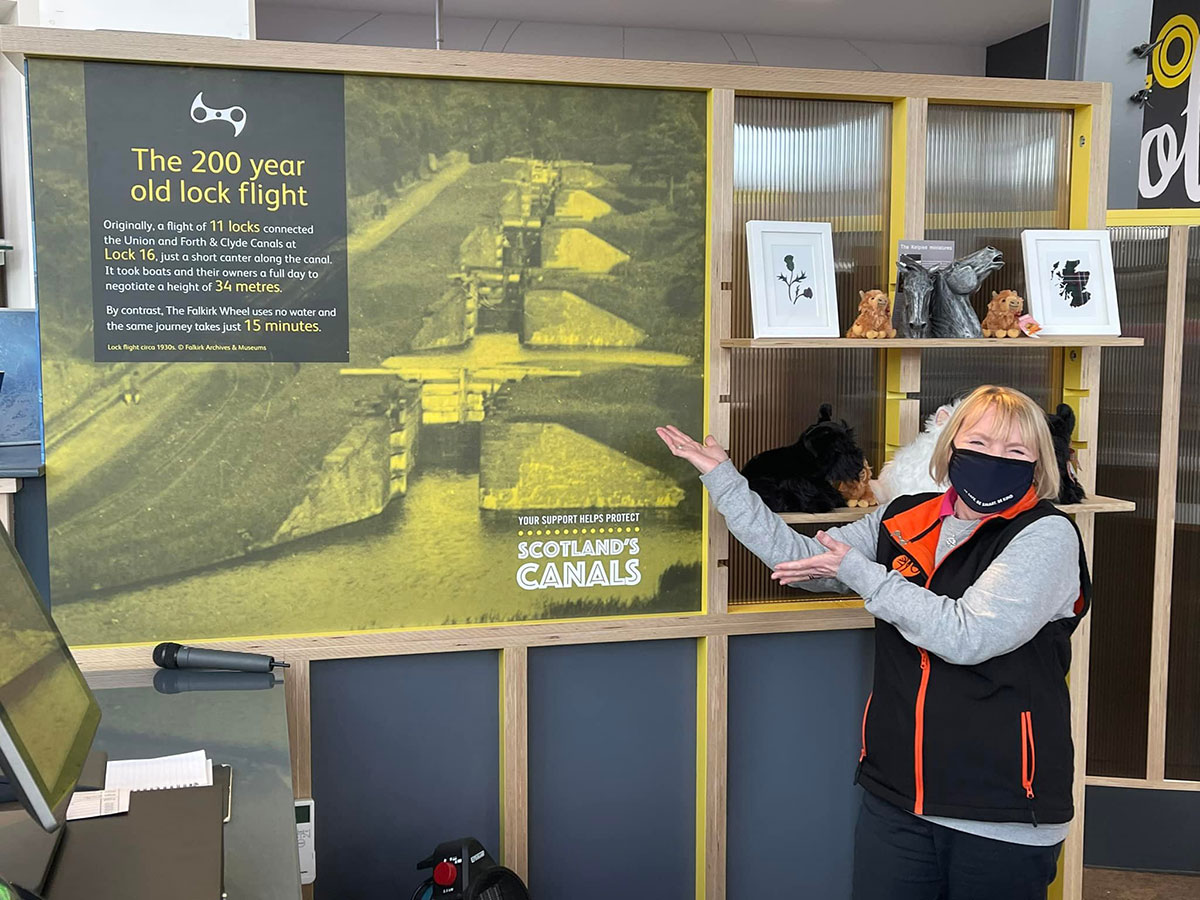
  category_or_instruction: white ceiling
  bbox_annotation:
[269,0,1051,45]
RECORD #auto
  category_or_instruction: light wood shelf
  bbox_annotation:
[1085,775,1200,792]
[729,598,866,614]
[720,336,1144,349]
[1056,496,1139,515]
[775,495,1136,525]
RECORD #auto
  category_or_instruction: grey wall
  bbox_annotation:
[278,626,878,900]
[527,640,697,900]
[1047,0,1081,81]
[1052,0,1154,209]
[309,651,502,900]
[727,630,874,898]
[1084,786,1200,873]
[255,6,988,76]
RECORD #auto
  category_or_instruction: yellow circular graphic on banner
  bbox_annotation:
[1154,14,1199,89]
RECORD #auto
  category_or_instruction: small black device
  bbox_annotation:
[152,642,289,674]
[412,838,529,900]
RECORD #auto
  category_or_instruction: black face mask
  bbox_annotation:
[948,447,1035,514]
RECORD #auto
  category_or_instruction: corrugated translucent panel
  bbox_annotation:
[921,105,1072,403]
[1166,226,1200,781]
[1087,226,1169,779]
[926,104,1072,299]
[729,98,889,603]
[732,97,892,338]
[918,352,1054,421]
[729,349,877,603]
[728,521,841,605]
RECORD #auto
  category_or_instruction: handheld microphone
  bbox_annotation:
[153,669,279,694]
[152,642,290,673]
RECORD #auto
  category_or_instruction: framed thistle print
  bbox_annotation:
[746,220,840,338]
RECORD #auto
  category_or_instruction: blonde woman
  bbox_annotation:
[657,385,1089,900]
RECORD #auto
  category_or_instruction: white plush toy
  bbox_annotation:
[873,399,961,504]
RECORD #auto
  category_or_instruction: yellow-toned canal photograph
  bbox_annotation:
[30,63,707,645]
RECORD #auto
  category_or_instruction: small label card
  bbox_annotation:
[898,240,956,266]
[66,788,131,821]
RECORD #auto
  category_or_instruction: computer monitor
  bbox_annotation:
[0,525,100,832]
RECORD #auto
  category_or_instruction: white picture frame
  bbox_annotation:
[1020,230,1121,336]
[745,220,840,338]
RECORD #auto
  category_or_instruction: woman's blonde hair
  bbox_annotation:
[930,385,1060,501]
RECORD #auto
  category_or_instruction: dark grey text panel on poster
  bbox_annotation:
[83,62,348,362]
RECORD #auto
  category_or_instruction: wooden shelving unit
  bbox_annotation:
[776,495,1137,525]
[9,25,1135,900]
[720,336,1144,349]
[702,82,1127,900]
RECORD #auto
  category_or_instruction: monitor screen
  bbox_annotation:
[0,526,100,831]
[0,309,44,450]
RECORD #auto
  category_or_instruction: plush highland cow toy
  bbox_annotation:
[981,290,1025,339]
[837,461,878,508]
[846,290,896,339]
[741,404,867,513]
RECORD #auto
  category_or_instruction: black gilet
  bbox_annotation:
[855,491,1092,825]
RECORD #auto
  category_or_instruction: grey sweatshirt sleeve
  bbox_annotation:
[699,460,884,593]
[836,515,1081,665]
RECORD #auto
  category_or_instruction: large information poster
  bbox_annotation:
[28,59,707,646]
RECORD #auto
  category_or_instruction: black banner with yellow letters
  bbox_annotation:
[1139,3,1200,207]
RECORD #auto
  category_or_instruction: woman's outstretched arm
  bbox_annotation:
[701,460,884,592]
[656,426,882,592]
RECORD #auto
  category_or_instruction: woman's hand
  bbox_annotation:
[771,531,852,585]
[656,425,729,475]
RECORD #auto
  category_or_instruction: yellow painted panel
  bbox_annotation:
[1047,848,1066,900]
[887,97,909,294]
[695,636,708,900]
[1106,208,1200,226]
[1061,347,1087,445]
[1069,105,1093,230]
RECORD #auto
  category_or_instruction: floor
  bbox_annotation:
[1083,868,1200,899]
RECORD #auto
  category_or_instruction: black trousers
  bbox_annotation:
[851,790,1062,900]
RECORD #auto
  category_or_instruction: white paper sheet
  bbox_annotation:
[105,749,213,791]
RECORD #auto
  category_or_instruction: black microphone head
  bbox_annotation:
[153,642,182,669]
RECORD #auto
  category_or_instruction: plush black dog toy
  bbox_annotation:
[1047,403,1085,504]
[741,404,867,512]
